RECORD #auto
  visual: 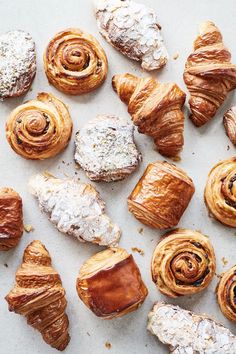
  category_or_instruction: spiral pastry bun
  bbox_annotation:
[44,29,108,95]
[204,158,236,227]
[6,92,73,160]
[217,265,236,323]
[151,229,216,298]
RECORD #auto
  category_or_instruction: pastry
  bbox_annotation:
[6,92,73,160]
[74,115,141,182]
[112,73,185,157]
[44,28,108,95]
[76,247,148,318]
[128,161,195,229]
[29,174,121,246]
[223,106,236,146]
[184,21,236,127]
[147,302,236,353]
[0,30,36,99]
[217,265,236,323]
[151,229,216,297]
[5,240,70,351]
[94,0,168,71]
[204,157,236,227]
[0,188,23,251]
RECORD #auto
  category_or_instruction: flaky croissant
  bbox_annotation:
[112,73,186,157]
[5,240,70,351]
[217,265,236,323]
[184,21,236,127]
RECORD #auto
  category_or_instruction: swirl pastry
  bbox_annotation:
[76,247,148,319]
[223,107,236,146]
[184,21,236,127]
[151,229,216,298]
[5,240,70,351]
[6,92,73,160]
[217,265,236,323]
[44,29,108,95]
[128,161,195,229]
[0,188,23,251]
[112,73,186,158]
[204,157,236,227]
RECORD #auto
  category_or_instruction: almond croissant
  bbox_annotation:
[112,73,186,158]
[5,240,70,351]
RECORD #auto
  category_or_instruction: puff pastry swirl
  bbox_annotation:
[217,265,236,323]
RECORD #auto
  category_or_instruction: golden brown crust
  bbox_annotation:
[6,92,72,160]
[223,107,236,146]
[112,73,186,158]
[151,229,216,298]
[128,161,195,229]
[0,188,23,251]
[44,28,108,95]
[184,21,236,127]
[5,240,70,351]
[217,265,236,323]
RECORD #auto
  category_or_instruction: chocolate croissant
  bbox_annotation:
[76,248,148,319]
[217,265,236,323]
[6,92,72,160]
[184,21,236,127]
[5,240,70,351]
[151,229,216,298]
[112,73,186,157]
[0,188,23,251]
[128,161,195,229]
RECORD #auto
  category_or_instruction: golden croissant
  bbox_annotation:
[184,21,236,127]
[217,265,236,323]
[112,73,186,158]
[5,240,70,351]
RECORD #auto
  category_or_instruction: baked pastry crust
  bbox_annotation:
[223,106,236,146]
[217,265,236,323]
[128,161,195,229]
[151,229,216,297]
[44,28,108,95]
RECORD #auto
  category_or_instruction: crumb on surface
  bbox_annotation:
[132,247,144,256]
[173,52,179,60]
[4,263,8,268]
[24,224,34,233]
[215,272,222,279]
[227,145,230,151]
[138,227,143,234]
[86,332,90,337]
[221,257,228,266]
[105,342,112,349]
[171,155,181,162]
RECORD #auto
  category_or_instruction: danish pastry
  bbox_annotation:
[217,265,236,323]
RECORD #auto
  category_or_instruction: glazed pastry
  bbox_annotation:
[44,28,108,95]
[217,265,236,323]
[223,107,236,146]
[0,188,23,251]
[5,240,70,351]
[6,92,73,160]
[204,157,236,227]
[74,115,141,182]
[29,174,121,246]
[148,302,236,353]
[76,247,148,318]
[112,73,185,157]
[184,21,236,127]
[94,0,168,71]
[128,161,195,229]
[0,30,36,99]
[151,229,216,298]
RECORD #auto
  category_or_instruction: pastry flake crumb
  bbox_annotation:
[221,257,228,266]
[24,224,34,233]
[173,52,179,60]
[105,342,112,349]
[4,263,8,268]
[132,247,144,256]
[138,227,144,234]
[227,145,230,150]
[171,155,181,162]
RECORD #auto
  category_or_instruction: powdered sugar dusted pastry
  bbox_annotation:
[148,302,236,353]
[0,30,36,99]
[74,115,141,182]
[94,0,168,71]
[29,174,121,247]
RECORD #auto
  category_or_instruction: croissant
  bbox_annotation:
[183,21,236,127]
[5,240,70,351]
[112,73,186,157]
[151,229,216,298]
[0,188,23,251]
[76,247,148,319]
[44,28,108,95]
[223,106,236,146]
[6,92,73,160]
[128,161,195,229]
[204,157,236,227]
[217,265,236,323]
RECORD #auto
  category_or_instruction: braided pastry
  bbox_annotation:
[151,229,216,298]
[112,73,185,158]
[5,240,70,351]
[217,265,236,323]
[44,28,108,95]
[184,21,236,127]
[6,92,72,160]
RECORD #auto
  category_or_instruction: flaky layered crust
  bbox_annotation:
[128,161,195,229]
[217,265,236,323]
[44,28,108,95]
[223,107,236,146]
[76,248,148,318]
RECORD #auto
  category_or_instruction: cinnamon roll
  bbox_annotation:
[44,29,108,95]
[151,229,216,298]
[217,265,236,323]
[6,92,72,160]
